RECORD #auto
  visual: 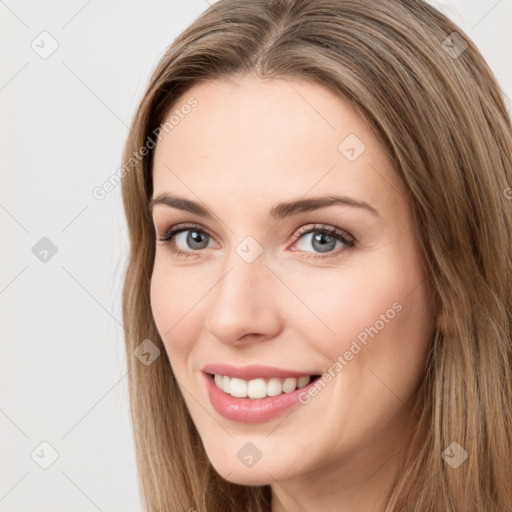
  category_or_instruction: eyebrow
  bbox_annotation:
[148,193,380,220]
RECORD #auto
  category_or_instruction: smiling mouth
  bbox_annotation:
[208,373,322,400]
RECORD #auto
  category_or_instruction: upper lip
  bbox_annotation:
[202,363,318,380]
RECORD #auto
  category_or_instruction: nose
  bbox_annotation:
[204,251,282,347]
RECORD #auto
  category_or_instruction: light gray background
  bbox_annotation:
[1,1,510,511]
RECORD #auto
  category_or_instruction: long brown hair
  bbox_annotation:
[120,1,512,510]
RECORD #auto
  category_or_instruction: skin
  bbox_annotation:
[150,74,434,511]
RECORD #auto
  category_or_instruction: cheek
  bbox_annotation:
[149,257,204,359]
[292,268,432,452]
[299,257,432,380]
[289,270,408,350]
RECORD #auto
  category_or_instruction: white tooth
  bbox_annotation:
[214,374,311,398]
[282,377,297,393]
[214,374,223,389]
[229,377,248,397]
[222,375,231,394]
[297,376,311,388]
[266,378,282,396]
[247,378,267,399]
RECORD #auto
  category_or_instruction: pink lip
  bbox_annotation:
[201,363,317,380]
[202,371,320,424]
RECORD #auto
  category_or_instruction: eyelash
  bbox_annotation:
[156,222,355,261]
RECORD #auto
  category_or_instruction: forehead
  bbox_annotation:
[152,75,402,217]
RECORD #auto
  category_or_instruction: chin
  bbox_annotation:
[213,466,275,486]
[205,451,287,486]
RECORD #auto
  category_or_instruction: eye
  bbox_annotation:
[157,223,215,259]
[156,222,355,260]
[290,223,355,260]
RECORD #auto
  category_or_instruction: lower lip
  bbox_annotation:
[203,372,318,424]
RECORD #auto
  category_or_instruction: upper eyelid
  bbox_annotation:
[157,222,355,245]
[294,223,354,240]
[158,222,212,240]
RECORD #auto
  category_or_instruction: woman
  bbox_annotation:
[120,0,512,510]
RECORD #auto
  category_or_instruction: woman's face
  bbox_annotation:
[150,74,434,489]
